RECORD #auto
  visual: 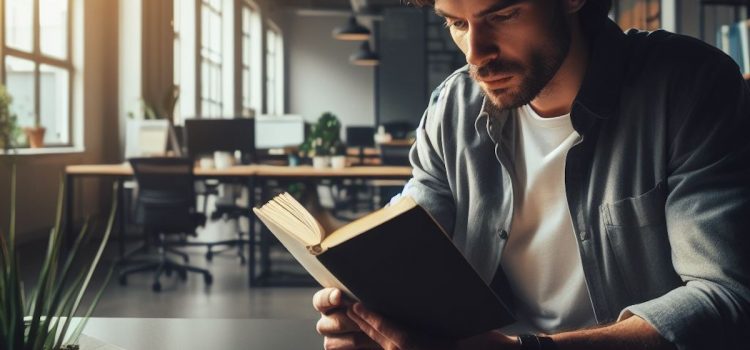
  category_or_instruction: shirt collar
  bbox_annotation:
[477,19,627,137]
[571,19,627,130]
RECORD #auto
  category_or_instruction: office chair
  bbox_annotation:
[119,157,213,292]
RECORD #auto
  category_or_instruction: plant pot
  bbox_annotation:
[312,156,330,169]
[330,155,347,169]
[24,126,46,148]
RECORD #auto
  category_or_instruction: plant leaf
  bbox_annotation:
[35,273,85,350]
[54,183,117,350]
[66,265,114,346]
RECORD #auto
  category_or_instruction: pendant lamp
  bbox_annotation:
[350,41,380,66]
[333,15,371,41]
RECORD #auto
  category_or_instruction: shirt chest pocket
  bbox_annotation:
[601,182,682,302]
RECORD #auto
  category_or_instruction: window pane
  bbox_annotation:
[5,0,34,52]
[40,0,69,59]
[39,64,69,144]
[4,56,37,129]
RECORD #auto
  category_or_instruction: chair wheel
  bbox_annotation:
[204,274,213,285]
[118,275,127,286]
[152,282,162,292]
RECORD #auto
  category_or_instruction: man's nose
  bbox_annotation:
[465,26,499,68]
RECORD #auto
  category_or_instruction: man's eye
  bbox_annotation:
[444,19,468,30]
[488,9,520,23]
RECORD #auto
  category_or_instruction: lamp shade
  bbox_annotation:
[333,16,371,41]
[350,41,380,66]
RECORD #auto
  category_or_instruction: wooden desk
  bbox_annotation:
[77,317,321,350]
[64,164,412,286]
[65,164,413,178]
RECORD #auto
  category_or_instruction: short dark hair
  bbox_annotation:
[408,0,613,30]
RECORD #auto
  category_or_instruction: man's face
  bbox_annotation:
[435,0,572,110]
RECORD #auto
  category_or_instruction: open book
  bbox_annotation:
[253,193,515,339]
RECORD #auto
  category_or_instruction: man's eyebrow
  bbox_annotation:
[434,0,524,20]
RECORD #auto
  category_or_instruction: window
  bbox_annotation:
[241,1,262,117]
[200,0,223,117]
[2,0,73,146]
[265,22,283,115]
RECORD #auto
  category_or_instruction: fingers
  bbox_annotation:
[323,333,382,350]
[317,309,362,335]
[348,303,412,349]
[313,288,352,314]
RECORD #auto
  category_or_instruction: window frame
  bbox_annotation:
[1,0,75,147]
[198,0,224,118]
[265,20,283,115]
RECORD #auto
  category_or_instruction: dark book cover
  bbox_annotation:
[316,205,515,340]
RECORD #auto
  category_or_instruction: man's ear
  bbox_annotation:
[563,0,586,14]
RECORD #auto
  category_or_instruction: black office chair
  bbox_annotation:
[119,157,213,292]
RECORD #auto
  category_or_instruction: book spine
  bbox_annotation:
[721,25,731,55]
[307,244,326,255]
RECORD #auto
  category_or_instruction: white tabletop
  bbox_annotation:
[81,318,322,350]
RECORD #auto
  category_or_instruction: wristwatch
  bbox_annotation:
[517,334,557,350]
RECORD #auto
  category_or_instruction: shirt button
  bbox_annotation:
[499,229,509,240]
[578,230,588,241]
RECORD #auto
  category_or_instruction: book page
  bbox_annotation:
[253,207,357,299]
[277,193,325,242]
[255,194,320,246]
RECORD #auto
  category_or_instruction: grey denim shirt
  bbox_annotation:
[397,19,750,349]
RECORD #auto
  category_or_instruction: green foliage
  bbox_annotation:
[0,85,21,152]
[0,167,116,350]
[131,85,180,121]
[299,112,346,157]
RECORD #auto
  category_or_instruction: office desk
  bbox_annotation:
[78,317,321,350]
[64,164,413,286]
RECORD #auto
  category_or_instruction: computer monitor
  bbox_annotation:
[346,126,376,148]
[184,118,255,161]
[125,119,170,159]
[255,115,305,150]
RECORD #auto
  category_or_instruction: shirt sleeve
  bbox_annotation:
[618,55,750,350]
[393,87,457,235]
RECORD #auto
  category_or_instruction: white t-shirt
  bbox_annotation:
[500,104,596,333]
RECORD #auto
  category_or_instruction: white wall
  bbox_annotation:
[285,14,376,130]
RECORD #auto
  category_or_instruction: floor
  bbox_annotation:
[18,213,321,321]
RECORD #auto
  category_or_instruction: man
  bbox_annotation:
[313,0,750,349]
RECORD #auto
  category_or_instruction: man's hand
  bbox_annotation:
[313,288,381,349]
[347,302,520,350]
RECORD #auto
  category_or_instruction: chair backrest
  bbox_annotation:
[129,157,196,230]
[379,144,412,166]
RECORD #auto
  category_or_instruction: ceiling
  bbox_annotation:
[276,0,408,12]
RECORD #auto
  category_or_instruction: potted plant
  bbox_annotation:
[24,119,46,148]
[1,169,116,349]
[300,112,346,169]
[0,84,20,152]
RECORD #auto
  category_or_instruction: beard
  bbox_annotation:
[469,8,572,110]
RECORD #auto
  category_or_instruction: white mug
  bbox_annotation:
[213,151,235,169]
